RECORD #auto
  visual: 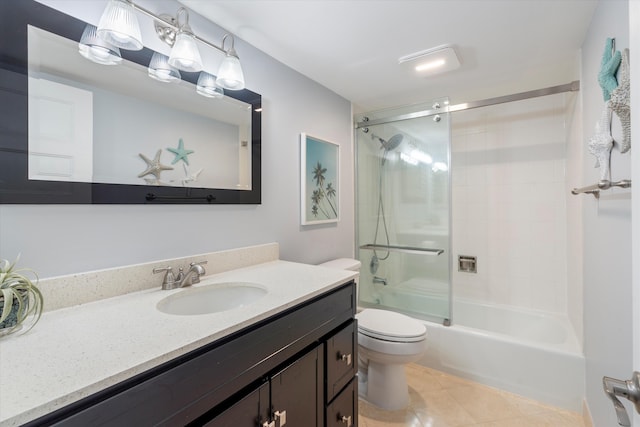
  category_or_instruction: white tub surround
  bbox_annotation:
[0,245,357,426]
[420,298,585,412]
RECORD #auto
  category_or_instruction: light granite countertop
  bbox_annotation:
[0,260,356,426]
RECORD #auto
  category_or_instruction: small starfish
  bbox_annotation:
[597,38,621,102]
[138,150,173,180]
[167,138,194,165]
[587,106,613,181]
[181,163,203,186]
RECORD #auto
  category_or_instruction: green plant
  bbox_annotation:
[0,256,43,336]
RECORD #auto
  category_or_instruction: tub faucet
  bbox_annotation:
[373,276,388,286]
[153,261,207,290]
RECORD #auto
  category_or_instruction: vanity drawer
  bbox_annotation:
[326,320,357,402]
[326,378,358,427]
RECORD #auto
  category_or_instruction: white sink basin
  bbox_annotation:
[157,282,268,316]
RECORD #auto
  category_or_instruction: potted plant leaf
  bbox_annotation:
[0,256,43,337]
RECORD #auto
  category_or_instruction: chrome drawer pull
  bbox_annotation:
[339,414,352,427]
[339,352,352,365]
[274,409,287,426]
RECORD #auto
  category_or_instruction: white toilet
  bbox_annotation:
[319,258,428,411]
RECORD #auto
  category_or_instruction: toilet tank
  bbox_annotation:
[319,258,361,274]
[318,258,362,304]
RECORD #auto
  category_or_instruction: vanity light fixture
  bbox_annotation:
[148,52,181,82]
[216,35,245,91]
[167,8,203,73]
[196,72,224,98]
[93,0,246,90]
[399,44,460,77]
[79,24,123,65]
[97,0,143,51]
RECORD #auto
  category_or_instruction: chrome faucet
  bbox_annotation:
[373,276,388,286]
[153,261,207,290]
[178,261,207,287]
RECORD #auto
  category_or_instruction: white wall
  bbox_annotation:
[0,0,354,278]
[580,1,633,425]
[451,93,573,315]
[631,1,640,425]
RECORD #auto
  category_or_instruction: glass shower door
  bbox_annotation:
[355,99,451,324]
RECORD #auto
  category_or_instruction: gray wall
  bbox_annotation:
[0,0,354,278]
[580,1,632,425]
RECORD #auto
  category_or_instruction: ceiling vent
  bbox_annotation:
[399,44,461,77]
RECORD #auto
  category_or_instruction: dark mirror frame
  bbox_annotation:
[0,0,261,204]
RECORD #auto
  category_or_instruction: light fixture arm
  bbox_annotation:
[128,0,228,55]
[175,7,189,32]
[221,34,239,58]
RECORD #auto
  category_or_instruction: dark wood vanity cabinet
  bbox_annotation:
[26,281,358,427]
[325,321,358,427]
[207,344,323,427]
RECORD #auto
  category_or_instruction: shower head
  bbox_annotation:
[376,134,404,151]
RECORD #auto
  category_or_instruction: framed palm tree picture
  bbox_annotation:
[300,133,340,225]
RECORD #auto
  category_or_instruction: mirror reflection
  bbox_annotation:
[27,25,252,191]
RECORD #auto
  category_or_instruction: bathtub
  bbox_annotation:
[374,287,585,412]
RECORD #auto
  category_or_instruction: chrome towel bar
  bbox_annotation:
[571,179,631,198]
[359,244,444,256]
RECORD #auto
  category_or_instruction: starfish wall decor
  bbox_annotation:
[181,163,203,186]
[138,149,173,182]
[168,138,195,165]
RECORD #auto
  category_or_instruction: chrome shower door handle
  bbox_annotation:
[603,372,640,426]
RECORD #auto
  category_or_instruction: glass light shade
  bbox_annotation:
[168,32,203,72]
[148,52,181,82]
[196,72,224,98]
[78,24,122,65]
[216,53,245,90]
[97,0,143,51]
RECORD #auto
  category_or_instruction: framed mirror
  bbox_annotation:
[0,0,262,204]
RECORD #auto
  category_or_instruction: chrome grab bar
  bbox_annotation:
[359,244,444,256]
[571,179,631,199]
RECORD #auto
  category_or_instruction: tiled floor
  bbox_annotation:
[358,364,585,427]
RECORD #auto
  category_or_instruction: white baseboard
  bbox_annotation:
[582,399,594,427]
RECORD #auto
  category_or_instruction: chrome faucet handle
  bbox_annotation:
[190,260,208,269]
[153,266,177,290]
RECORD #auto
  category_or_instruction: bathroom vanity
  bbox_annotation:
[27,283,357,426]
[0,254,358,427]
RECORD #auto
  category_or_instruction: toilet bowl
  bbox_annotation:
[318,258,428,410]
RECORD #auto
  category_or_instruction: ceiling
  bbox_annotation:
[181,0,598,113]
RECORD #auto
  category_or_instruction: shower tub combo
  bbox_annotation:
[354,87,585,413]
[369,281,585,411]
[421,297,584,411]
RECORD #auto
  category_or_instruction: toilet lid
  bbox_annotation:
[357,309,427,343]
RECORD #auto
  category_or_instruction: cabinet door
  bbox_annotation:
[326,379,357,427]
[270,345,323,427]
[326,321,357,402]
[204,383,269,427]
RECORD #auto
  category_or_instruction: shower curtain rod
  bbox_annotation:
[355,80,580,128]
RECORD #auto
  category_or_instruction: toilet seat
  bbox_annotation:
[357,308,426,343]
